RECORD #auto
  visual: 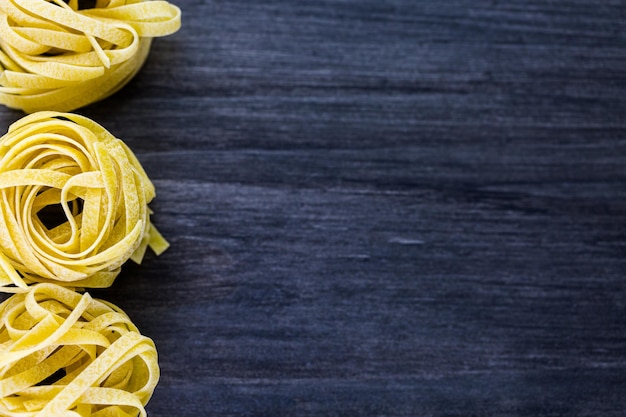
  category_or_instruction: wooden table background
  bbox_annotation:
[1,0,625,415]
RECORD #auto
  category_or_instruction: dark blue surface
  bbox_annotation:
[1,0,624,415]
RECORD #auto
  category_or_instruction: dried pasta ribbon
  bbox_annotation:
[0,111,168,291]
[0,283,159,417]
[0,0,181,113]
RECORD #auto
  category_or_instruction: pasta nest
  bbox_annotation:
[0,111,168,291]
[0,0,181,113]
[0,283,159,417]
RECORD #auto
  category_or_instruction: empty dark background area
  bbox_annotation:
[0,0,625,416]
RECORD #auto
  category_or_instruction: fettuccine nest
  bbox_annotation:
[0,111,168,291]
[0,0,181,113]
[0,283,159,417]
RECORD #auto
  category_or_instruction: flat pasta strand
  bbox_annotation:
[0,111,168,291]
[0,283,159,417]
[0,0,181,113]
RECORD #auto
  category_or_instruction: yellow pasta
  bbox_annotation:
[0,283,159,417]
[0,111,168,291]
[0,0,181,113]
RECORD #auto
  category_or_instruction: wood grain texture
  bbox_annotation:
[1,0,626,415]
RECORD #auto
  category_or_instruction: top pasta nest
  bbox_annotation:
[0,0,181,113]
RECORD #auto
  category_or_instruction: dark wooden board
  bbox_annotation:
[1,0,625,415]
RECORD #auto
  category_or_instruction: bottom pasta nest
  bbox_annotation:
[0,283,159,417]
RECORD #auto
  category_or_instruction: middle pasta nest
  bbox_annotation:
[0,111,168,291]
